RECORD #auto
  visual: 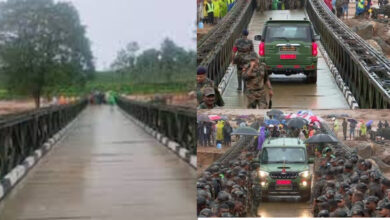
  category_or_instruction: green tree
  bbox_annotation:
[0,0,94,107]
[111,41,139,80]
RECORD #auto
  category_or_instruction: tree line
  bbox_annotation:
[110,38,195,84]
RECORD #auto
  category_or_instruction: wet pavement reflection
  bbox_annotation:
[222,10,349,109]
[0,105,195,220]
[258,198,313,218]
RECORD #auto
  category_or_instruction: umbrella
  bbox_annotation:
[209,115,221,121]
[348,118,358,124]
[310,115,320,123]
[221,116,229,121]
[305,134,339,144]
[267,109,284,117]
[257,126,266,150]
[264,119,280,125]
[287,117,308,129]
[366,120,374,126]
[231,127,259,136]
[197,114,211,122]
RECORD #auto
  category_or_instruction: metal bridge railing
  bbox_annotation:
[198,0,255,86]
[117,98,196,155]
[306,0,390,108]
[0,100,87,179]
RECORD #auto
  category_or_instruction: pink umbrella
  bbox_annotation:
[209,115,222,121]
[310,115,320,123]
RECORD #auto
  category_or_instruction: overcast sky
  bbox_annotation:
[53,0,196,70]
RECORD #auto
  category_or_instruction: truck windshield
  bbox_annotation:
[261,147,306,164]
[265,25,311,42]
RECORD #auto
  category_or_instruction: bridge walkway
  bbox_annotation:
[0,105,195,220]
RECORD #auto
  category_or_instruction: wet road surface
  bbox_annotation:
[222,10,349,109]
[258,198,313,218]
[0,105,196,220]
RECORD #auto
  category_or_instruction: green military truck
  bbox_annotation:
[256,137,313,201]
[255,18,320,83]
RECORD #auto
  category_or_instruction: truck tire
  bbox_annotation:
[305,70,317,84]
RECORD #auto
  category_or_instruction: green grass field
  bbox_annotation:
[0,71,194,99]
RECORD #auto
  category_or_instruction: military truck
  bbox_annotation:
[254,18,320,83]
[256,137,313,201]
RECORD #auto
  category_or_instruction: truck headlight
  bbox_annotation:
[300,171,310,178]
[259,170,269,178]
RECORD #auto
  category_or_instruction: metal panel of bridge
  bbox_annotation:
[0,106,195,219]
[222,9,349,109]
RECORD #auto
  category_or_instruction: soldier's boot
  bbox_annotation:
[237,72,242,90]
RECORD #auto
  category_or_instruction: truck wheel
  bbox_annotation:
[305,70,317,84]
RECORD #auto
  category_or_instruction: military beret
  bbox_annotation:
[197,66,207,75]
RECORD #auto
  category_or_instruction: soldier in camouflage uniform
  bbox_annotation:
[249,163,261,217]
[242,52,273,109]
[232,30,254,91]
[196,66,224,106]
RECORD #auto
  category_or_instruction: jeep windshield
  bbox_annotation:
[261,147,306,164]
[265,25,311,43]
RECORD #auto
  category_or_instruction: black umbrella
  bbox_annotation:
[231,127,259,136]
[305,134,339,144]
[197,114,211,122]
[287,118,308,129]
[347,118,358,124]
[267,109,284,117]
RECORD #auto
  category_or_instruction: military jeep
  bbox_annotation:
[255,18,320,83]
[256,137,313,201]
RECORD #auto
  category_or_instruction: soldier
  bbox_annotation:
[249,162,261,217]
[196,66,224,106]
[334,194,351,217]
[232,30,254,91]
[377,203,390,217]
[368,171,383,198]
[378,189,390,207]
[256,0,266,12]
[363,196,379,217]
[242,52,273,109]
[198,87,218,109]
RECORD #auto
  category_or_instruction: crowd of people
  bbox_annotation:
[198,0,236,25]
[197,112,390,217]
[198,119,236,148]
[330,117,390,141]
[312,147,390,217]
[323,0,388,19]
[88,90,117,105]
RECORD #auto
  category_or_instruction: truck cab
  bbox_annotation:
[256,137,313,201]
[254,18,320,84]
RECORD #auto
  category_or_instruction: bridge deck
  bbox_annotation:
[222,9,349,109]
[0,106,195,220]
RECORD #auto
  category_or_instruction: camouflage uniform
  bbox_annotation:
[197,78,214,103]
[242,59,269,109]
[249,170,261,216]
[233,38,254,90]
[196,78,224,107]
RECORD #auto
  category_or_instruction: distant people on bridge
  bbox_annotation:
[342,0,349,19]
[355,0,366,17]
[196,66,224,109]
[227,0,235,11]
[324,0,333,12]
[335,0,344,18]
[342,118,348,140]
[232,30,254,91]
[206,0,215,24]
[242,52,273,109]
[223,121,233,147]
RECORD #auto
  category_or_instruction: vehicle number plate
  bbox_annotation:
[280,54,296,59]
[280,46,296,51]
[276,180,292,190]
